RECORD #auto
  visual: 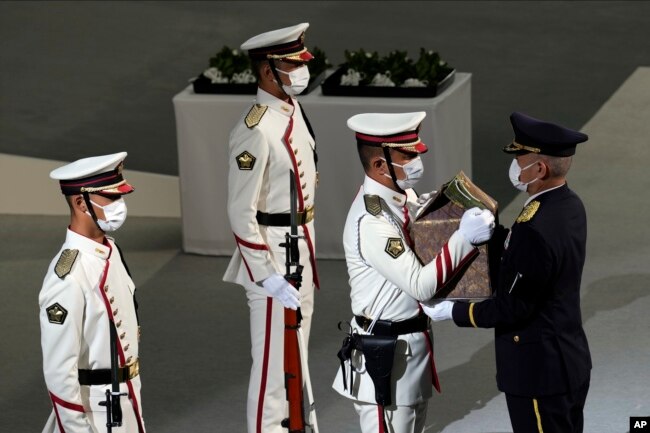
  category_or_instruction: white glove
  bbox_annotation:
[416,190,437,205]
[421,301,454,322]
[458,207,495,245]
[261,273,301,310]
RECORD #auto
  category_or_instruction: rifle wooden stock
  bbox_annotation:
[283,301,306,433]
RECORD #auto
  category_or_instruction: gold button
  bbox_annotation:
[112,308,119,316]
[120,332,126,340]
[297,160,302,166]
[300,172,305,178]
[304,194,310,201]
[126,356,133,363]
[301,182,307,189]
[513,335,520,343]
[104,285,109,292]
[109,296,115,304]
[124,344,130,351]
[294,148,299,155]
[115,320,122,328]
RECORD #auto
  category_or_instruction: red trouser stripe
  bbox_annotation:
[423,330,441,393]
[256,298,274,433]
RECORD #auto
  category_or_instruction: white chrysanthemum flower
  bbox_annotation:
[231,69,256,84]
[369,72,395,87]
[203,67,228,83]
[401,78,428,88]
[232,49,239,55]
[340,69,363,86]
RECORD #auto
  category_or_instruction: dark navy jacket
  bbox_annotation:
[453,184,592,396]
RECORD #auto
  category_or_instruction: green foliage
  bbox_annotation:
[208,46,252,80]
[341,48,454,87]
[414,48,454,86]
[344,49,382,85]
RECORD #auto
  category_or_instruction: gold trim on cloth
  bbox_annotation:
[266,47,308,61]
[245,104,268,128]
[381,138,421,149]
[55,249,79,279]
[516,200,541,223]
[505,141,541,153]
[533,399,544,433]
[80,180,126,193]
[364,195,382,216]
[469,303,478,328]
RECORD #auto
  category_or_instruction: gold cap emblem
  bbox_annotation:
[385,238,405,259]
[236,151,256,170]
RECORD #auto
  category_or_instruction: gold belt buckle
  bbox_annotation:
[304,205,314,224]
[126,358,140,379]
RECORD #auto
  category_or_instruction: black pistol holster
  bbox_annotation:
[337,314,428,407]
[352,334,397,406]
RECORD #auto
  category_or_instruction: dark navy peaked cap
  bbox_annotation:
[503,112,588,157]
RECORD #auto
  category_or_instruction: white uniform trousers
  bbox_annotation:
[245,271,315,433]
[354,401,427,433]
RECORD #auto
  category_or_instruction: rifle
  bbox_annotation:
[99,322,127,432]
[280,170,319,433]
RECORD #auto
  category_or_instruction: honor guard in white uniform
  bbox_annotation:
[222,23,319,433]
[332,113,495,433]
[40,152,145,433]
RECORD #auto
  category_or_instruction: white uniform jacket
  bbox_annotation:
[39,229,144,433]
[223,88,318,287]
[333,176,478,406]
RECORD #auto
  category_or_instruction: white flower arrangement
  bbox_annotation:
[202,67,229,84]
[340,69,363,86]
[369,72,396,87]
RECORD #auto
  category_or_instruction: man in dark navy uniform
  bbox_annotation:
[424,112,592,433]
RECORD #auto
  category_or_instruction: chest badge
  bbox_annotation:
[236,151,256,170]
[46,303,68,325]
[516,200,540,223]
[385,238,405,259]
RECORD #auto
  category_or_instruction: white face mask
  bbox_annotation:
[509,159,540,192]
[382,156,424,190]
[276,65,310,96]
[87,198,127,232]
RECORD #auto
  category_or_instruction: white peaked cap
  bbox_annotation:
[241,23,313,62]
[348,112,428,153]
[50,152,134,195]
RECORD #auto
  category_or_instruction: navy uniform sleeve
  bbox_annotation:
[453,223,553,328]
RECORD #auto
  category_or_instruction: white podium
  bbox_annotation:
[173,72,472,258]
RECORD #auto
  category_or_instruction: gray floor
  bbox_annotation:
[2,2,650,432]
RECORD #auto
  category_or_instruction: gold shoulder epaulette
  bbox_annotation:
[364,195,382,216]
[516,200,541,223]
[55,249,79,279]
[245,104,268,128]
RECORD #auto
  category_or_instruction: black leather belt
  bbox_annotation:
[354,313,429,337]
[256,205,314,226]
[78,359,140,385]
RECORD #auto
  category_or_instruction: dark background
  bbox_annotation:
[2,1,649,205]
